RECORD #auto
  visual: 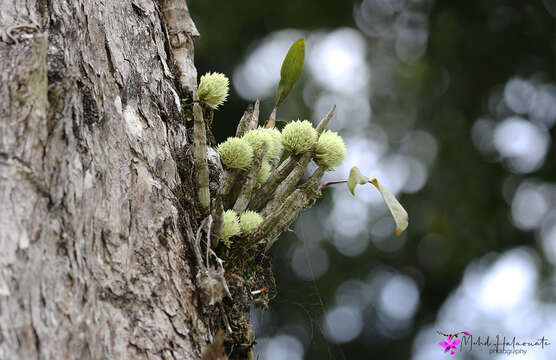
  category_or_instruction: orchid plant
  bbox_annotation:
[187,39,411,357]
[187,36,412,360]
[195,39,408,250]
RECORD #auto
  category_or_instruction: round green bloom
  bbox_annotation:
[239,211,263,235]
[281,120,317,155]
[221,210,240,247]
[257,161,272,184]
[217,137,253,170]
[242,128,271,153]
[314,130,347,169]
[259,128,283,161]
[242,128,282,162]
[198,72,229,109]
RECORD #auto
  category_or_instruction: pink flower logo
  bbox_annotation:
[439,336,460,355]
[437,331,470,355]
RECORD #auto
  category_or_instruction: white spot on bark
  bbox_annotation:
[133,162,161,192]
[73,155,83,172]
[207,147,224,173]
[114,96,123,114]
[0,272,10,296]
[0,232,17,267]
[84,169,94,190]
[169,83,182,112]
[72,155,84,198]
[19,228,29,249]
[124,105,144,138]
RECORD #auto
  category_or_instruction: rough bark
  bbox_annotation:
[0,1,219,359]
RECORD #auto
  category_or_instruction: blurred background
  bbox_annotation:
[189,0,556,358]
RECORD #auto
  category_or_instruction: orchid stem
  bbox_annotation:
[192,94,210,214]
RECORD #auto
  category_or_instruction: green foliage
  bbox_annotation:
[370,179,408,236]
[275,38,305,107]
[347,167,408,236]
[347,166,369,195]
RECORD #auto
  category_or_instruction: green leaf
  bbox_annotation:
[275,38,305,107]
[347,166,369,195]
[370,179,409,236]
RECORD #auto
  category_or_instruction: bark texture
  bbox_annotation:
[0,1,216,358]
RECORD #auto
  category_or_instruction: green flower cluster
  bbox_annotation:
[198,72,229,109]
[242,128,283,162]
[281,120,317,155]
[314,130,347,169]
[257,161,272,184]
[281,120,346,168]
[217,120,347,173]
[217,138,253,170]
[217,128,283,183]
[220,210,240,247]
[242,127,283,184]
[239,211,263,235]
[220,210,263,247]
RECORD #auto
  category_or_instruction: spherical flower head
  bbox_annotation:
[239,211,263,235]
[257,161,272,184]
[220,210,240,247]
[314,130,347,169]
[281,120,317,155]
[242,128,271,153]
[243,128,283,162]
[259,128,283,161]
[217,137,253,170]
[198,72,229,109]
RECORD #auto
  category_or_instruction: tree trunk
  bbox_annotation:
[0,1,220,358]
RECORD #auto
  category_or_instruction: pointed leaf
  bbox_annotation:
[347,166,369,195]
[370,179,409,236]
[275,38,305,107]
